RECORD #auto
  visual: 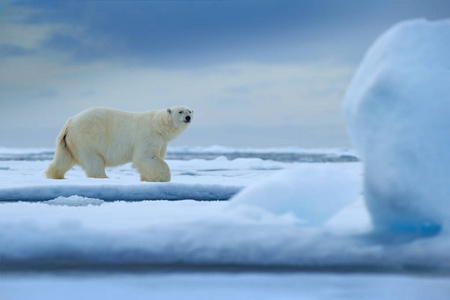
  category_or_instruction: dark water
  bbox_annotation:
[0,150,359,163]
[0,151,56,162]
[167,152,359,162]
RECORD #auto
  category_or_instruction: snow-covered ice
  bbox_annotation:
[343,19,450,235]
[0,148,373,271]
[230,164,362,225]
[46,196,105,206]
[1,146,450,273]
[0,157,276,201]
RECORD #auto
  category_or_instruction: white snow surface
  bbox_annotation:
[46,196,105,206]
[1,146,450,271]
[230,164,362,225]
[0,157,271,201]
[343,19,450,235]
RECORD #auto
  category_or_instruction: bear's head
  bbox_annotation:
[167,106,194,126]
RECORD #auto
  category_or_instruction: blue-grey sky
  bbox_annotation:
[1,0,449,148]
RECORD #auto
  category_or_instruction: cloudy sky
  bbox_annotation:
[1,0,449,148]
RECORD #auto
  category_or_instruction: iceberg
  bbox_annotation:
[343,19,450,235]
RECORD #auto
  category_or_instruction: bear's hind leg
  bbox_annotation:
[45,151,75,179]
[78,152,108,178]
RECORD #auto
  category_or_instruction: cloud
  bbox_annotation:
[10,0,449,68]
[2,0,449,147]
[0,44,35,56]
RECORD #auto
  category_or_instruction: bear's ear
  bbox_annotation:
[167,108,172,114]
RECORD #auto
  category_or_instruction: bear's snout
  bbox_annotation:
[185,116,191,123]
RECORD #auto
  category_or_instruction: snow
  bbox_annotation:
[0,152,375,271]
[1,148,450,272]
[46,196,105,206]
[343,19,450,235]
[230,164,362,225]
[2,195,450,271]
[0,157,283,201]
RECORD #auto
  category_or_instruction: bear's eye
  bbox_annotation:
[179,111,183,114]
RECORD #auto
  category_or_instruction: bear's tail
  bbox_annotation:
[45,120,76,179]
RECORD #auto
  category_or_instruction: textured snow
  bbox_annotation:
[1,150,450,272]
[0,157,286,201]
[230,164,361,225]
[46,196,105,206]
[2,194,450,271]
[343,19,450,235]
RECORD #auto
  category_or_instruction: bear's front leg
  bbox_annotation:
[134,154,171,182]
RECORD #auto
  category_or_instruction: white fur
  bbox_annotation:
[45,106,193,182]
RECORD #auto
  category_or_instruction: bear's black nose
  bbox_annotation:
[185,116,191,121]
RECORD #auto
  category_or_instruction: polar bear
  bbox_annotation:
[45,106,193,182]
